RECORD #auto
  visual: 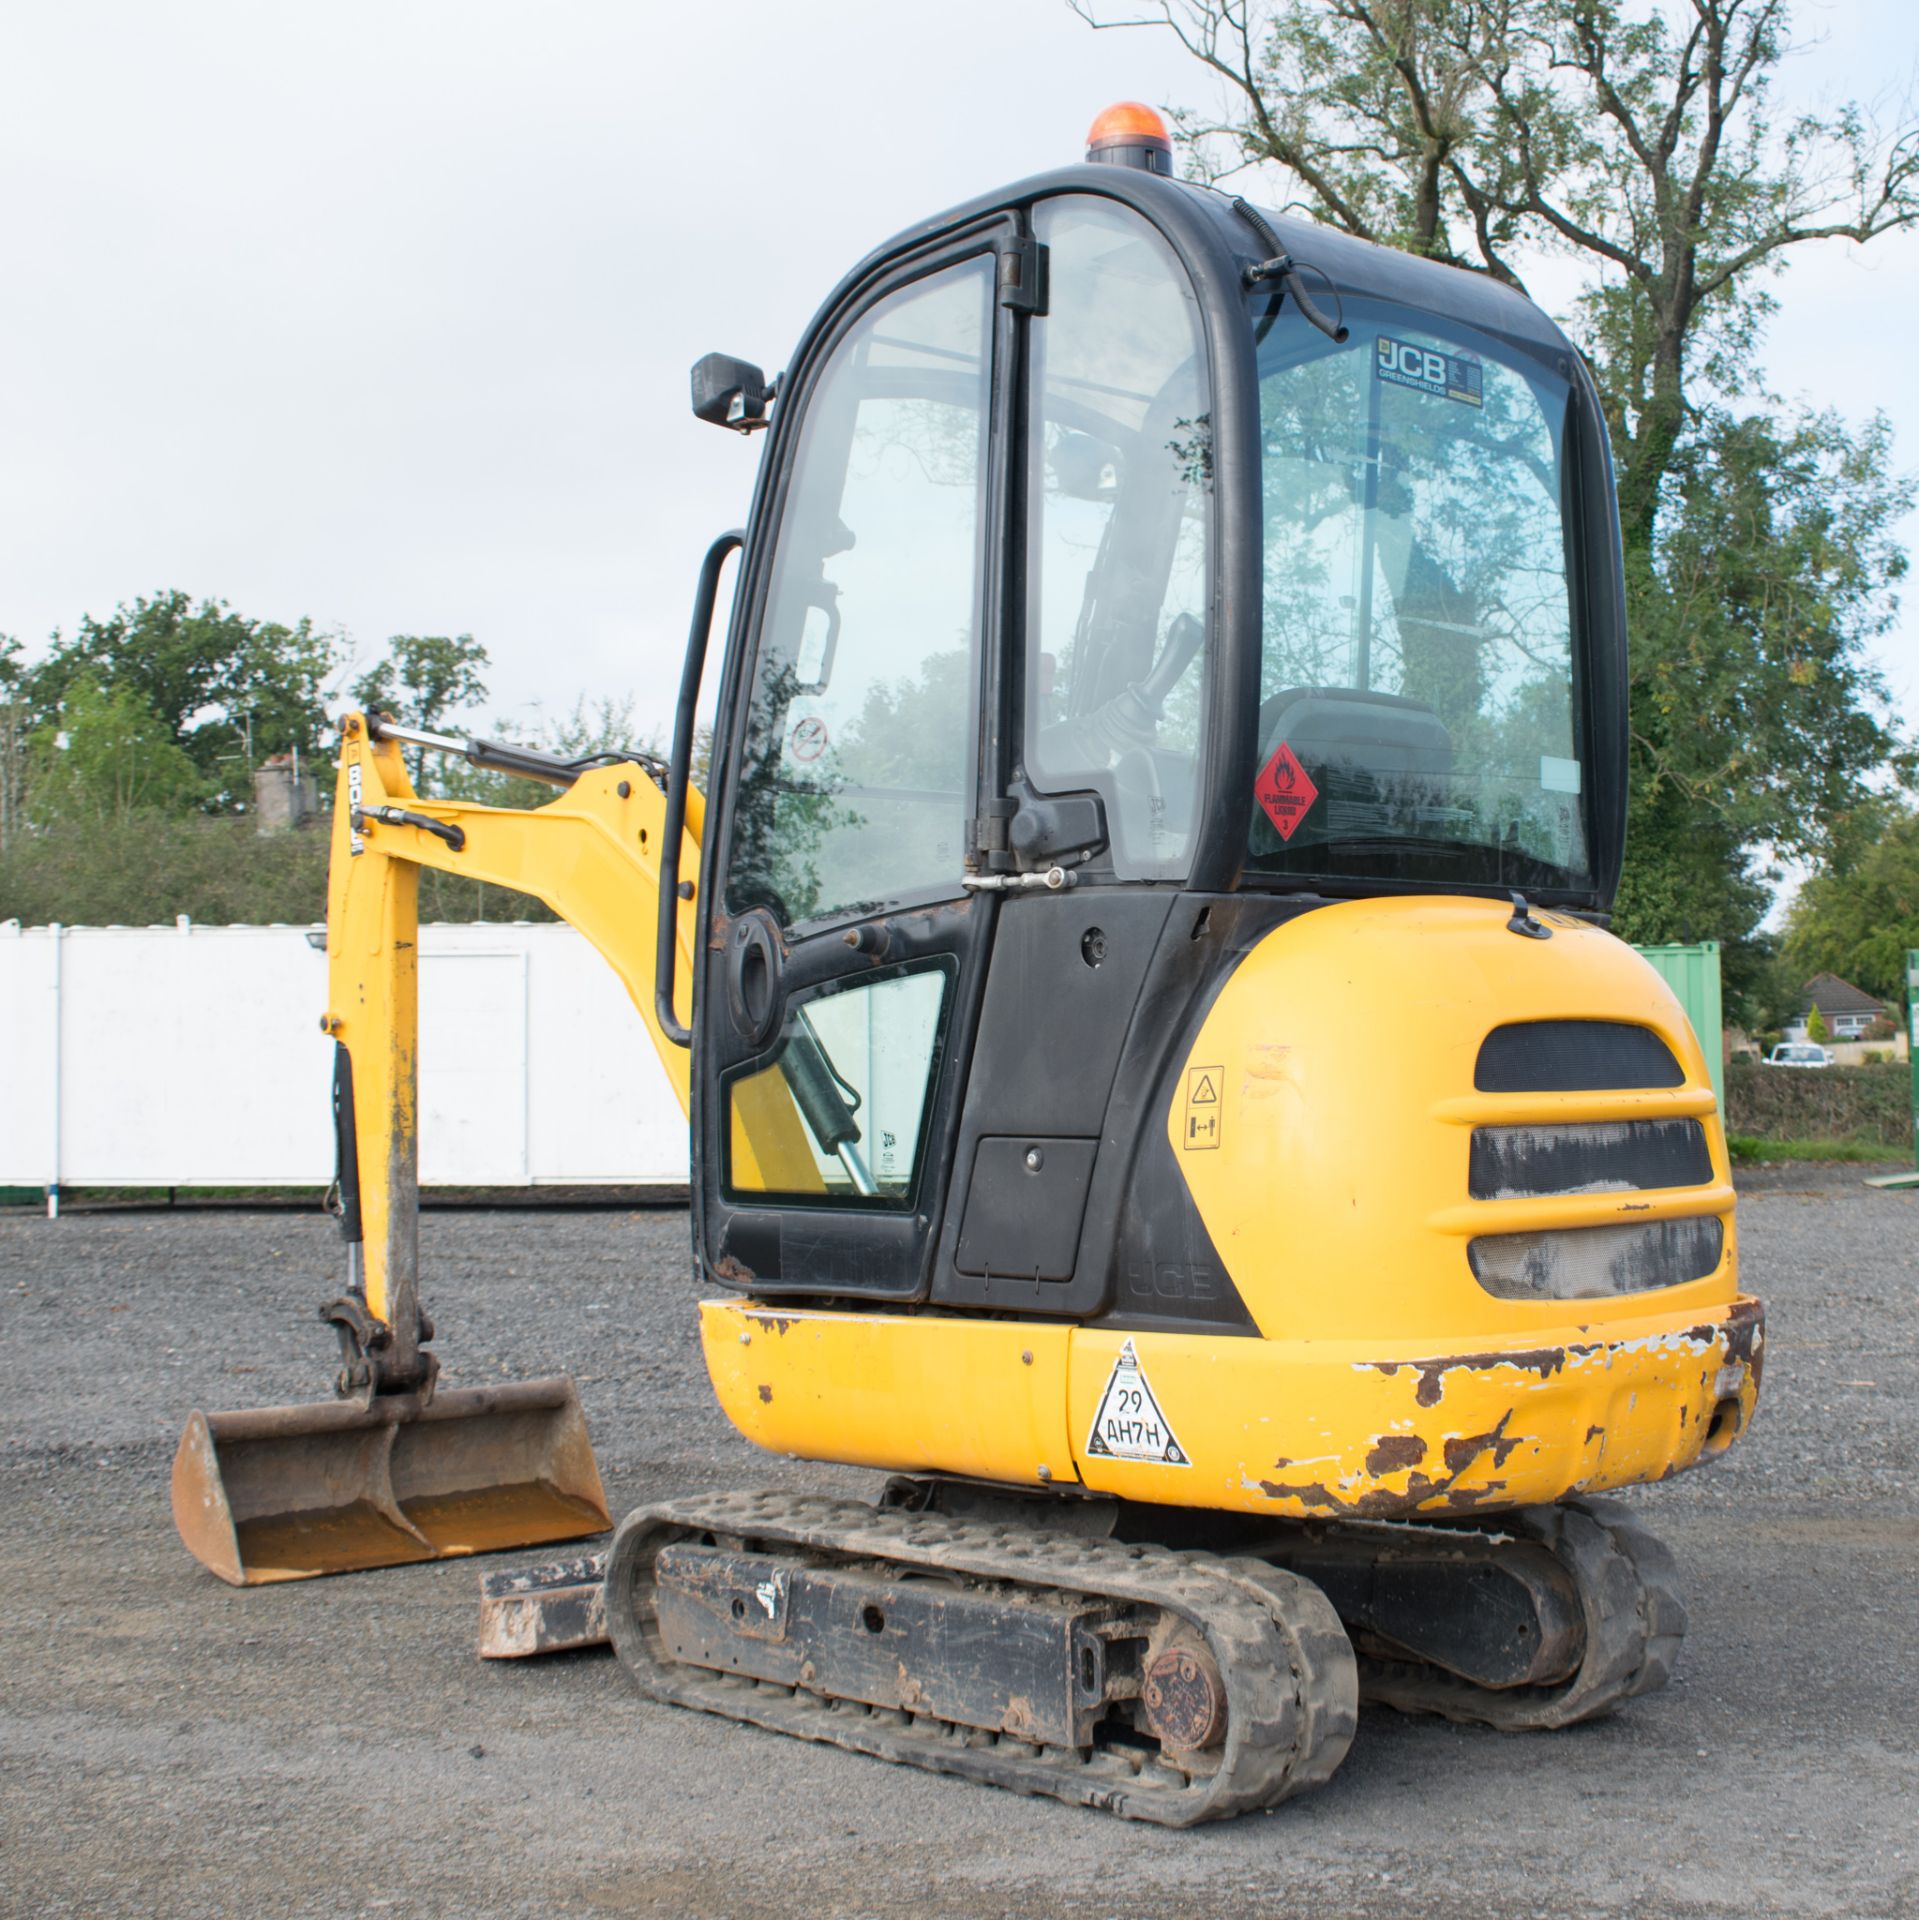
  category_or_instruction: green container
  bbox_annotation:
[1633,940,1724,1110]
[1908,949,1918,1166]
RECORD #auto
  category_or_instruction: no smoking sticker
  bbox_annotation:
[1256,740,1318,842]
[789,715,829,762]
[1086,1338,1189,1466]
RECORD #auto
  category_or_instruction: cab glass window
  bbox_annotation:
[727,260,991,927]
[1248,300,1588,890]
[1026,198,1210,880]
[724,965,951,1206]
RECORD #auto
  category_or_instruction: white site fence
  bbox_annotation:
[0,921,690,1208]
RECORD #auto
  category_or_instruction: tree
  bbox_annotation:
[351,633,491,792]
[1615,404,1913,956]
[1784,804,1919,1006]
[28,675,206,826]
[0,637,28,855]
[1088,1,1919,539]
[351,633,490,736]
[1077,0,1918,949]
[20,592,341,803]
[1805,1002,1828,1044]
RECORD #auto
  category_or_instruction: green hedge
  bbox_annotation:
[0,812,555,926]
[1723,1059,1913,1148]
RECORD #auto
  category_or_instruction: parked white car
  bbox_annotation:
[1766,1043,1833,1069]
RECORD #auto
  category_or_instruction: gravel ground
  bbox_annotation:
[2,1185,1915,1920]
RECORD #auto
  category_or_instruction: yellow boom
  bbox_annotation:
[321,715,701,1348]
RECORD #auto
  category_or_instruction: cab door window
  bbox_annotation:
[726,259,992,928]
[725,964,951,1206]
[1026,199,1210,879]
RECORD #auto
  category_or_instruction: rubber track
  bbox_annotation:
[604,1491,1358,1826]
[1357,1496,1687,1730]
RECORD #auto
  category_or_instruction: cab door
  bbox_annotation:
[692,223,1022,1299]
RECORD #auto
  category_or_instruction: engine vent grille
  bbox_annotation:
[1469,1118,1712,1201]
[1469,1216,1725,1301]
[1475,1021,1684,1093]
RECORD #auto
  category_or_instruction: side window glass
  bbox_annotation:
[727,261,992,927]
[724,966,951,1206]
[1027,200,1210,879]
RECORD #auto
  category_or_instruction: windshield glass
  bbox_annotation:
[1248,297,1589,892]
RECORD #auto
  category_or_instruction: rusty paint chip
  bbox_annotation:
[1441,1409,1521,1475]
[1365,1434,1428,1475]
[1256,1479,1343,1511]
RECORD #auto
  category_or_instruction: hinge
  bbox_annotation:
[970,798,1018,873]
[998,236,1049,315]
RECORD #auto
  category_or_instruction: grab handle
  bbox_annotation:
[657,530,744,1046]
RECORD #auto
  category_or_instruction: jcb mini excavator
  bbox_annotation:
[174,104,1763,1824]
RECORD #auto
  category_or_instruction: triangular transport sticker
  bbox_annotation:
[1085,1338,1189,1466]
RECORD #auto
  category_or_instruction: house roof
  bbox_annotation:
[1800,972,1887,1017]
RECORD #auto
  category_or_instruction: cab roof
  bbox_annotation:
[833,162,1575,368]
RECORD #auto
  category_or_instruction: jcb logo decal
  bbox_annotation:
[1379,338,1446,385]
[1376,333,1483,407]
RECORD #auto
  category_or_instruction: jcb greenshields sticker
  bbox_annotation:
[1376,334,1483,406]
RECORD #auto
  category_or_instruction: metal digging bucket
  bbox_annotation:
[171,1377,612,1586]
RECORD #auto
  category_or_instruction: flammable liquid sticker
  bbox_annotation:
[1085,1337,1189,1466]
[1255,740,1318,841]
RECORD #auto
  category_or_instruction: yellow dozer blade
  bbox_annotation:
[171,1377,611,1586]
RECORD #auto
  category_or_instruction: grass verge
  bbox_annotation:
[1726,1134,1910,1165]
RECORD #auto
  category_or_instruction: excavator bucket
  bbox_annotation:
[171,1376,611,1586]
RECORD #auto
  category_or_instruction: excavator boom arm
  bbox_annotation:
[322,714,701,1365]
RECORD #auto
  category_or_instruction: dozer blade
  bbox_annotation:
[171,1376,611,1586]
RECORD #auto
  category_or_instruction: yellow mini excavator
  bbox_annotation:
[174,103,1763,1824]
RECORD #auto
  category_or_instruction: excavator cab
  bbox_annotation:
[681,151,1631,1328]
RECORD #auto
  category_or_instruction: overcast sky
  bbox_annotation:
[5,0,1917,753]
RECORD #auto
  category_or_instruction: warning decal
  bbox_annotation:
[1182,1064,1223,1152]
[1376,334,1484,407]
[1086,1338,1189,1466]
[1255,740,1319,842]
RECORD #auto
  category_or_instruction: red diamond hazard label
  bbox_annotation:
[1255,740,1318,842]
